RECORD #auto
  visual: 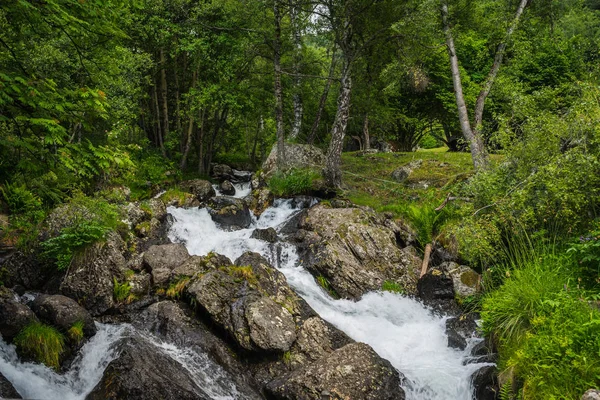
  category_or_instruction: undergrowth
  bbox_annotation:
[267,168,321,197]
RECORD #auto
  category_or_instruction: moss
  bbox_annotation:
[220,265,258,286]
[14,322,65,369]
[282,350,293,365]
[316,274,338,298]
[67,320,85,344]
[381,281,405,294]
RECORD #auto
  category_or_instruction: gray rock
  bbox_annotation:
[442,262,480,297]
[127,273,151,297]
[471,365,498,400]
[143,244,190,287]
[0,288,38,341]
[207,197,252,230]
[246,298,296,352]
[582,390,600,400]
[31,294,96,337]
[87,335,212,400]
[417,268,455,302]
[250,228,277,243]
[60,232,127,316]
[391,160,423,183]
[179,179,215,203]
[172,253,232,278]
[297,205,422,299]
[231,169,253,183]
[248,187,274,217]
[262,143,325,178]
[212,164,234,182]
[219,180,236,196]
[1,251,49,290]
[0,372,21,399]
[265,342,406,400]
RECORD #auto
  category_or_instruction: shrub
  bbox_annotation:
[267,168,321,197]
[14,322,65,369]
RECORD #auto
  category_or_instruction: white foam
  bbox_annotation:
[168,200,490,400]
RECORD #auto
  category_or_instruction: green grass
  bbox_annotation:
[316,274,338,298]
[481,242,600,399]
[113,277,133,303]
[220,265,258,286]
[14,322,65,369]
[267,168,322,197]
[67,320,85,344]
[166,276,191,299]
[381,280,405,294]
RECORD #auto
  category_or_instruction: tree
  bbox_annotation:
[441,0,530,170]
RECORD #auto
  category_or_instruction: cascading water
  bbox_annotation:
[0,323,126,400]
[168,197,492,400]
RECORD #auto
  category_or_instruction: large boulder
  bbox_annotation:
[31,294,96,337]
[179,179,215,203]
[0,372,21,399]
[143,244,190,287]
[87,335,213,400]
[211,164,234,182]
[296,205,421,299]
[265,342,405,400]
[0,288,38,341]
[248,187,274,216]
[250,227,278,243]
[1,251,50,290]
[206,197,252,230]
[262,143,325,178]
[172,253,232,278]
[60,231,127,316]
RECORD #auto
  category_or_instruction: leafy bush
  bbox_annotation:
[267,168,321,197]
[481,244,600,399]
[567,220,600,287]
[14,322,65,369]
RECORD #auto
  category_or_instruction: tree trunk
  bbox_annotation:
[273,0,286,169]
[441,2,487,170]
[420,243,433,278]
[289,0,303,140]
[180,70,198,171]
[324,57,352,188]
[152,80,165,156]
[308,47,337,145]
[197,108,206,175]
[160,48,169,155]
[362,113,370,151]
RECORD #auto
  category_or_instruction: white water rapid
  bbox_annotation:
[168,198,491,400]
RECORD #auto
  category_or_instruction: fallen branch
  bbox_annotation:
[420,243,433,278]
[435,193,473,211]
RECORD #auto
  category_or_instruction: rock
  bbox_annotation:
[445,315,478,351]
[582,390,600,400]
[159,191,199,208]
[143,244,190,287]
[442,262,480,297]
[172,253,232,278]
[146,198,167,221]
[417,268,455,302]
[471,365,498,400]
[248,188,274,216]
[0,372,21,399]
[1,251,50,290]
[31,294,96,337]
[289,317,352,367]
[130,301,263,400]
[60,232,127,316]
[391,160,422,183]
[39,203,96,241]
[127,273,151,297]
[219,180,236,196]
[262,143,326,178]
[250,228,277,243]
[265,342,405,400]
[179,179,215,203]
[296,205,422,299]
[231,169,253,183]
[211,164,234,182]
[124,203,146,228]
[0,288,38,341]
[246,297,297,352]
[329,199,352,208]
[206,197,252,230]
[87,335,212,400]
[250,172,267,190]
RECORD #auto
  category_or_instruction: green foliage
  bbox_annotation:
[315,274,338,298]
[381,281,404,294]
[481,242,600,398]
[113,277,132,303]
[42,221,109,270]
[567,220,600,286]
[67,320,84,344]
[14,322,65,369]
[403,202,457,249]
[166,276,191,299]
[268,168,321,197]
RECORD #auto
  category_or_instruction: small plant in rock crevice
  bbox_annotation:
[166,276,191,299]
[113,277,133,303]
[381,280,405,294]
[14,322,65,369]
[67,320,85,344]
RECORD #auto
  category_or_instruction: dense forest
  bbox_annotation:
[1,0,600,399]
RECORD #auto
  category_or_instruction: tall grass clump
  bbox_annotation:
[14,322,65,369]
[267,168,320,197]
[481,239,600,399]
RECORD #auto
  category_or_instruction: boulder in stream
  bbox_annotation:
[179,179,215,203]
[266,342,406,400]
[0,372,21,399]
[219,180,236,196]
[143,243,190,287]
[296,204,421,299]
[206,197,252,230]
[0,287,38,341]
[250,227,277,243]
[31,294,96,337]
